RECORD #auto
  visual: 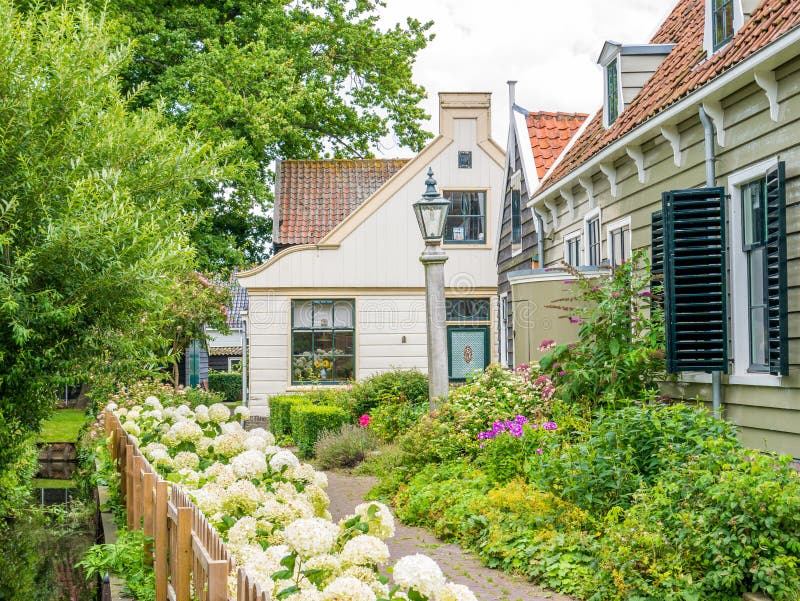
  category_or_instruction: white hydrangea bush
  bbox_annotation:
[110,394,476,601]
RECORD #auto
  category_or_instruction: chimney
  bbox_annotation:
[438,92,492,137]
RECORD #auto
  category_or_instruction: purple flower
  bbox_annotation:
[558,370,567,376]
[543,421,558,431]
[638,290,652,297]
[563,279,575,284]
[568,316,584,324]
[536,448,543,455]
[612,292,621,298]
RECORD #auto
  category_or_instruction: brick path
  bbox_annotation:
[325,471,575,601]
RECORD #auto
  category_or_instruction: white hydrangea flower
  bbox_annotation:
[273,481,300,503]
[221,421,246,436]
[231,449,268,479]
[247,428,276,445]
[149,449,172,469]
[303,484,330,517]
[284,517,339,559]
[320,576,376,601]
[106,402,118,412]
[302,553,341,580]
[162,407,175,420]
[122,420,141,436]
[127,409,141,421]
[392,554,446,599]
[264,445,283,456]
[174,404,194,419]
[269,450,300,472]
[194,405,210,423]
[243,436,268,452]
[144,396,162,410]
[353,502,395,540]
[286,589,323,601]
[339,566,389,598]
[116,407,128,418]
[287,463,318,485]
[192,482,226,515]
[177,468,200,487]
[142,409,163,422]
[173,451,200,470]
[436,582,479,601]
[221,480,262,514]
[228,516,258,546]
[204,462,237,487]
[340,535,389,567]
[209,403,231,423]
[234,405,250,420]
[142,442,167,457]
[127,434,139,445]
[214,433,245,458]
[196,436,214,456]
[312,470,328,490]
[171,420,204,443]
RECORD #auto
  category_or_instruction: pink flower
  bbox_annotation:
[536,448,543,455]
[359,414,371,428]
[568,316,584,324]
[538,339,556,352]
[612,292,621,298]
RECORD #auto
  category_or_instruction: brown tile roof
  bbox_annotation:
[274,159,410,246]
[540,0,800,192]
[526,112,588,180]
[208,345,242,356]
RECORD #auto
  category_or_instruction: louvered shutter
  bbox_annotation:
[651,210,664,305]
[662,187,727,374]
[765,162,788,375]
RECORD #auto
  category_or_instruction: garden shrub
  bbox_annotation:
[369,400,428,442]
[539,250,666,407]
[290,404,348,458]
[268,395,309,437]
[313,424,377,469]
[528,402,741,515]
[349,369,428,418]
[208,371,241,402]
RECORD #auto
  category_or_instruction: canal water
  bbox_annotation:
[0,443,97,601]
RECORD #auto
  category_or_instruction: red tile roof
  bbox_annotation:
[274,159,409,247]
[526,112,588,180]
[540,0,800,192]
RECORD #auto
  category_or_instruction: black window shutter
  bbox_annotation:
[651,210,664,305]
[765,161,788,375]
[662,187,727,374]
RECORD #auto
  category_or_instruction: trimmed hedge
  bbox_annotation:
[269,395,309,437]
[290,404,349,458]
[208,371,241,403]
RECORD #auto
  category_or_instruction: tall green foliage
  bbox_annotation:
[53,0,435,268]
[0,3,228,511]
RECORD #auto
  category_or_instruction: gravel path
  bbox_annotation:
[325,471,575,601]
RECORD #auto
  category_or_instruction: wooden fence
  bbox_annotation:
[105,412,271,601]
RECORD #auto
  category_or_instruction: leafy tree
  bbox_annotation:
[0,3,230,510]
[66,0,435,269]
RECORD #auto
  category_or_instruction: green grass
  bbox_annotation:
[38,408,88,443]
[32,478,76,489]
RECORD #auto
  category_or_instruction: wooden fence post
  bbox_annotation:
[125,445,134,530]
[142,471,155,563]
[175,506,192,601]
[154,480,168,601]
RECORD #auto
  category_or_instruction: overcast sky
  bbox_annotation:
[374,0,675,156]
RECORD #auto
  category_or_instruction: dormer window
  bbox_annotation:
[713,0,734,50]
[606,58,620,126]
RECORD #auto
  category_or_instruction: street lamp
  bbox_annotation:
[413,167,450,409]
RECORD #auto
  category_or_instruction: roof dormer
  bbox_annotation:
[704,0,759,56]
[597,41,675,129]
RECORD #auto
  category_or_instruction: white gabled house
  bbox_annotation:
[238,93,505,414]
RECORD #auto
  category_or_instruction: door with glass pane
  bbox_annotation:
[447,326,489,381]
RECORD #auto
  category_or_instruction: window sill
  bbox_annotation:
[679,372,783,387]
[286,384,352,391]
[442,243,490,249]
[511,246,523,258]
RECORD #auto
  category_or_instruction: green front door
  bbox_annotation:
[188,340,200,387]
[447,326,490,381]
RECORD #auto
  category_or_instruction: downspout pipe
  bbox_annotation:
[534,208,545,268]
[698,105,723,418]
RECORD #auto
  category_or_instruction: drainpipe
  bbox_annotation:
[240,311,248,409]
[533,208,545,268]
[698,105,723,418]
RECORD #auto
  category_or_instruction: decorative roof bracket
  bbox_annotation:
[578,176,595,209]
[599,161,618,197]
[754,70,780,122]
[625,145,646,183]
[544,198,559,231]
[559,187,575,220]
[702,100,726,147]
[660,125,683,167]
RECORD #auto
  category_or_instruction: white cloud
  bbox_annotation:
[376,0,675,156]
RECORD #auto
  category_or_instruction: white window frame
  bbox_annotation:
[499,293,509,368]
[726,156,780,384]
[583,207,602,267]
[228,357,242,371]
[703,0,745,57]
[563,229,583,267]
[605,216,632,267]
[600,53,623,129]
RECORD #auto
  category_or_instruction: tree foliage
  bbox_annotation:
[0,2,229,508]
[67,0,435,268]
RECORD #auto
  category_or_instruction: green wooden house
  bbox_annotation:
[513,0,800,456]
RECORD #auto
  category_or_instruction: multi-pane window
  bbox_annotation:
[565,234,581,267]
[742,178,769,371]
[446,298,491,321]
[587,217,601,266]
[511,187,522,250]
[606,58,619,126]
[291,299,355,384]
[608,223,630,267]
[444,191,486,243]
[713,0,734,50]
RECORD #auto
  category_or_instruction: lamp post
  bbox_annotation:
[413,167,450,410]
